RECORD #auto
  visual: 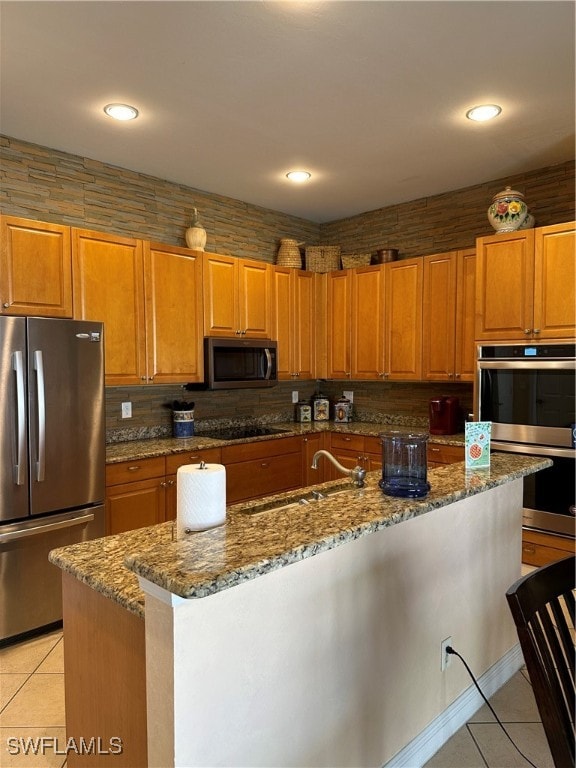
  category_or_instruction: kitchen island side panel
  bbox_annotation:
[144,480,522,768]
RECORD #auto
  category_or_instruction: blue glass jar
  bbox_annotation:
[379,430,430,498]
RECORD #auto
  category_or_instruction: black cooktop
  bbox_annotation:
[198,426,290,441]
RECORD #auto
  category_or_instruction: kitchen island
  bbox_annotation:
[50,453,550,768]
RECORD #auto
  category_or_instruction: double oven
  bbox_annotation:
[476,342,575,539]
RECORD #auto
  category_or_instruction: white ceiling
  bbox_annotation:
[1,1,574,223]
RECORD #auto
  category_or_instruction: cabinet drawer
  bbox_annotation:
[363,436,382,455]
[165,448,222,475]
[221,436,301,463]
[106,456,166,486]
[427,443,464,465]
[329,433,365,453]
[522,530,574,567]
[226,451,303,504]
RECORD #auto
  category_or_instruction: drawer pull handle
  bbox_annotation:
[127,465,141,472]
[523,545,536,554]
[430,447,440,453]
[261,462,269,468]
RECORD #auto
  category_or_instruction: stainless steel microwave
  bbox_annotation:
[204,338,278,389]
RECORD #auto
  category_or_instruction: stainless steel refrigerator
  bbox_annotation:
[0,316,106,644]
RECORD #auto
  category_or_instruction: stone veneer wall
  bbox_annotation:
[0,135,569,439]
[106,380,473,442]
[322,161,575,259]
[0,136,319,263]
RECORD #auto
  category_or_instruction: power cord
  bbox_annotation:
[446,646,539,768]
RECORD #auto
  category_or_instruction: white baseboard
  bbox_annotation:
[383,643,524,768]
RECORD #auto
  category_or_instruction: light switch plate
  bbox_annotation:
[343,390,354,403]
[121,402,132,419]
[292,391,299,404]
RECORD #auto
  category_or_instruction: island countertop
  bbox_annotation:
[49,453,550,618]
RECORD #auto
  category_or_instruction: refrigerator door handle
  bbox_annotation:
[12,350,26,485]
[0,512,95,544]
[33,350,46,482]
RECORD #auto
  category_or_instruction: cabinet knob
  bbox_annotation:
[235,329,241,335]
[2,302,9,308]
[448,373,454,378]
[533,328,540,334]
[160,481,167,488]
[524,329,531,335]
[148,376,153,382]
[455,373,461,379]
[378,372,385,378]
[140,376,146,381]
[345,371,351,378]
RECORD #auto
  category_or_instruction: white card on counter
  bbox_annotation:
[465,422,491,470]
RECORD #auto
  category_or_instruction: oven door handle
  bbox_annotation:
[477,359,574,370]
[492,441,576,459]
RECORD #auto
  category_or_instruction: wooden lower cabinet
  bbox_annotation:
[325,433,383,480]
[521,529,575,567]
[427,442,464,468]
[301,431,329,485]
[222,436,303,504]
[105,457,166,535]
[164,448,222,521]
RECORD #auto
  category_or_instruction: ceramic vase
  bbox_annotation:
[185,208,207,251]
[487,186,529,233]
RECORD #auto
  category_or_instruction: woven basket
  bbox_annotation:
[305,245,341,273]
[276,239,303,268]
[341,253,372,269]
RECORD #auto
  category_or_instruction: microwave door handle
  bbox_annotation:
[33,350,46,482]
[264,348,272,380]
[12,351,26,485]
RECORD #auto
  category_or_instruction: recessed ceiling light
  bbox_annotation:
[466,104,502,122]
[103,103,139,121]
[286,171,311,183]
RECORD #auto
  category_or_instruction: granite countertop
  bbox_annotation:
[105,421,466,463]
[50,453,550,619]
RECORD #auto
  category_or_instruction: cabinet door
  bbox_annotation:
[351,266,385,379]
[202,253,238,336]
[384,258,423,380]
[106,477,165,535]
[293,270,316,379]
[533,222,575,339]
[454,249,476,382]
[73,229,145,386]
[238,258,271,338]
[0,216,72,317]
[327,270,352,379]
[144,242,204,383]
[272,267,293,379]
[422,252,457,381]
[226,451,302,503]
[475,230,535,341]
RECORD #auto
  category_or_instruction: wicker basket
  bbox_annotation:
[305,245,341,273]
[341,253,372,269]
[276,239,303,268]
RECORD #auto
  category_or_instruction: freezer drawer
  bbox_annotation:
[0,505,105,644]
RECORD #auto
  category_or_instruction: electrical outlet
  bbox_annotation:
[441,636,453,671]
[343,390,354,403]
[121,402,132,419]
[292,391,299,404]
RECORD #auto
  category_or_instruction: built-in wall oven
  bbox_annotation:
[477,342,575,538]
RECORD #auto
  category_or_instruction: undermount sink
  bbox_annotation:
[240,484,356,515]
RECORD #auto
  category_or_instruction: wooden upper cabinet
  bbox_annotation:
[475,229,535,341]
[351,265,385,379]
[475,223,575,341]
[272,268,315,380]
[533,222,575,339]
[0,215,73,317]
[72,228,146,386]
[326,269,352,379]
[422,248,476,382]
[144,242,204,384]
[384,258,423,380]
[454,249,477,380]
[203,252,271,338]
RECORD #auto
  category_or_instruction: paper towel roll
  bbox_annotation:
[177,463,226,537]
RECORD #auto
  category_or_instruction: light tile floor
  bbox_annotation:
[0,628,556,768]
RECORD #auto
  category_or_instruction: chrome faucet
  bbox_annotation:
[311,450,367,488]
